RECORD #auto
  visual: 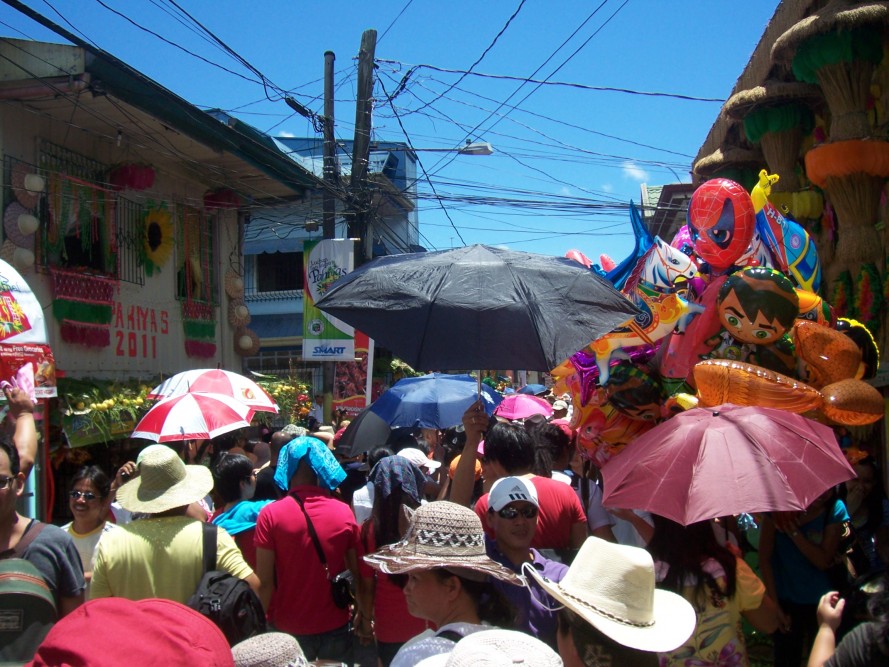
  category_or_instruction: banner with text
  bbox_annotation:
[302,239,355,361]
[333,331,374,416]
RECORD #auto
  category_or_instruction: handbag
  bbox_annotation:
[291,493,354,610]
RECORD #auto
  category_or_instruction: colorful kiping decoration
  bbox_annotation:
[142,205,174,276]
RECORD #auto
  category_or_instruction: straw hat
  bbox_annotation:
[11,160,44,210]
[228,298,252,328]
[363,501,521,584]
[234,327,261,356]
[526,537,696,653]
[232,632,308,667]
[224,269,246,299]
[116,445,213,513]
[3,202,38,249]
[693,146,763,178]
[723,80,824,119]
[415,629,563,666]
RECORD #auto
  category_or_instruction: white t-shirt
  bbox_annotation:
[61,521,117,575]
[352,481,375,525]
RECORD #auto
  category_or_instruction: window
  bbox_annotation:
[176,204,217,305]
[256,252,303,292]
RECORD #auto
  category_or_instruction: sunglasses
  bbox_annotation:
[0,475,17,490]
[496,505,539,520]
[69,491,98,501]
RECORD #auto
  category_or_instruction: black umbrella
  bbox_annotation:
[315,244,639,371]
[334,405,392,458]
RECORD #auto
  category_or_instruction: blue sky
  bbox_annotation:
[0,0,778,263]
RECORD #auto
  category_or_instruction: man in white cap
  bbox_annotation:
[485,476,568,651]
[90,444,258,603]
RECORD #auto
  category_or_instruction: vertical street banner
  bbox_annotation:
[333,331,374,417]
[302,239,355,361]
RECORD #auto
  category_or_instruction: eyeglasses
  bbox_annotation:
[496,505,539,520]
[69,491,98,501]
[0,475,17,490]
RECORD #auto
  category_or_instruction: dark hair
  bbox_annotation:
[483,422,534,473]
[717,267,798,330]
[0,436,19,476]
[847,456,887,534]
[212,453,255,504]
[866,572,889,653]
[373,487,419,549]
[387,428,421,453]
[528,421,571,477]
[431,568,516,628]
[557,607,657,667]
[440,428,466,469]
[367,446,395,471]
[71,465,111,499]
[647,515,737,612]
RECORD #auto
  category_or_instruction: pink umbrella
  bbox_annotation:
[494,394,553,420]
[132,392,256,443]
[148,369,278,413]
[600,403,856,526]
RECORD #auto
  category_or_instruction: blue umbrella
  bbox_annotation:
[370,373,502,429]
[517,383,547,396]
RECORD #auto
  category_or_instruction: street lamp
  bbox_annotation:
[409,141,494,156]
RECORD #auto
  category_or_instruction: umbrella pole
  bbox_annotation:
[477,371,481,400]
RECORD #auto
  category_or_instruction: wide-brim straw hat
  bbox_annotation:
[415,629,563,666]
[228,298,252,327]
[693,146,764,178]
[116,445,213,514]
[11,160,44,210]
[363,501,521,584]
[224,269,246,299]
[526,537,696,653]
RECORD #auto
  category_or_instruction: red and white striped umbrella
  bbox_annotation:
[148,369,278,413]
[132,392,256,443]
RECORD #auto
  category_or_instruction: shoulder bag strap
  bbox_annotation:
[292,493,331,578]
[201,521,217,574]
[12,519,44,558]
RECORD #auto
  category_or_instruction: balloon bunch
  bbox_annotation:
[560,170,882,466]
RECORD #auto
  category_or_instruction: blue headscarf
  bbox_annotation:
[274,435,346,492]
[369,455,427,506]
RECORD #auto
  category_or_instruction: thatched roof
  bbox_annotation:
[772,0,889,64]
[724,80,824,118]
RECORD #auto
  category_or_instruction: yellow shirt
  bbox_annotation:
[90,516,253,603]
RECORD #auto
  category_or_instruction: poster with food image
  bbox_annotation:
[0,259,46,344]
[333,331,374,416]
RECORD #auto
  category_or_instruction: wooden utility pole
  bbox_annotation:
[349,29,377,265]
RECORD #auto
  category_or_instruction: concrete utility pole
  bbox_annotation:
[321,50,338,423]
[349,29,377,265]
[322,50,337,240]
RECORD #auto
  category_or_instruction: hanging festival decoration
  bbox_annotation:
[203,188,241,210]
[224,268,245,299]
[108,163,156,191]
[11,160,45,210]
[142,205,174,276]
[3,202,38,251]
[854,263,883,334]
[233,327,260,356]
[50,267,117,348]
[227,298,251,328]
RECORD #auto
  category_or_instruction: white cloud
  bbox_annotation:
[278,131,295,138]
[622,161,649,182]
[558,186,572,196]
[601,183,614,193]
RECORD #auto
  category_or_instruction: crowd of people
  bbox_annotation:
[2,383,889,666]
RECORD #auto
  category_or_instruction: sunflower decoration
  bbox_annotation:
[142,205,174,276]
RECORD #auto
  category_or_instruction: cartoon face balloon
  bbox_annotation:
[687,178,755,272]
[716,267,799,345]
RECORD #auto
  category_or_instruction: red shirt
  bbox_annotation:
[475,475,586,549]
[359,524,428,643]
[254,486,361,635]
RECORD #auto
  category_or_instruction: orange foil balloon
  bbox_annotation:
[794,320,862,388]
[821,379,884,426]
[693,359,822,413]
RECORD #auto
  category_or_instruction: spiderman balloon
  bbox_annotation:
[687,178,756,274]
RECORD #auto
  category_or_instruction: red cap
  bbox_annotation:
[28,598,234,667]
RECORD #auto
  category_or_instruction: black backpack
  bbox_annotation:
[186,522,266,646]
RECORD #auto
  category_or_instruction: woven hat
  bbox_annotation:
[228,298,252,328]
[416,629,563,667]
[363,501,521,584]
[4,202,38,249]
[488,476,538,512]
[234,327,261,356]
[224,269,246,299]
[116,444,213,513]
[232,632,308,667]
[527,537,695,653]
[11,160,44,210]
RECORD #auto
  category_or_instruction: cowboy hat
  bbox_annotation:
[116,445,213,514]
[364,501,521,584]
[526,537,695,653]
[415,629,562,666]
